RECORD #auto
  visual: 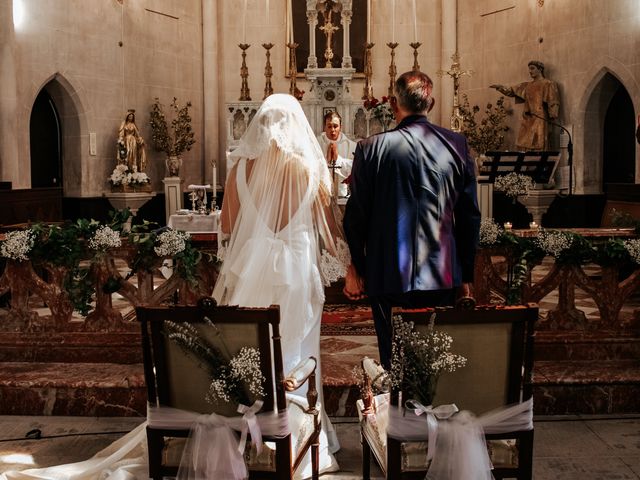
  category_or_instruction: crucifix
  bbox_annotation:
[437,52,474,132]
[319,0,340,68]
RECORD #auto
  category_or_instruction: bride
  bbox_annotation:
[213,93,348,477]
[0,95,347,480]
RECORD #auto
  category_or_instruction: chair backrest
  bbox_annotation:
[137,304,286,418]
[393,305,537,415]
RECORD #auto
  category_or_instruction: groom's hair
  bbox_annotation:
[395,71,434,114]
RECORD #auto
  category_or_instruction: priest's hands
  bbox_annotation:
[327,142,338,164]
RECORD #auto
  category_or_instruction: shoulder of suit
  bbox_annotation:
[427,122,467,145]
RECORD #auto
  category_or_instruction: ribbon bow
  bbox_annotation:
[404,400,459,465]
[237,400,264,455]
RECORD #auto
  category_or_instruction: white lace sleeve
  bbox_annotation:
[319,238,351,286]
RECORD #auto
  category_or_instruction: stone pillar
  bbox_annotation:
[440,0,457,126]
[341,6,353,68]
[304,1,317,69]
[0,3,19,185]
[203,1,222,180]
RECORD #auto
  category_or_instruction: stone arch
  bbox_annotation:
[573,59,640,194]
[27,73,89,197]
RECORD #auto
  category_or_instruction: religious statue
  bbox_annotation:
[490,60,560,151]
[117,110,147,172]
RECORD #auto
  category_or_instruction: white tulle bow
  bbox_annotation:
[404,400,459,466]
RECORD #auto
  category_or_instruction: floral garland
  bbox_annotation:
[165,317,265,405]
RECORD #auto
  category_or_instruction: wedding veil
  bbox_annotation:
[213,94,348,312]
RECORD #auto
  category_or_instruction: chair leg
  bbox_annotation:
[362,433,371,480]
[518,430,534,480]
[146,427,164,480]
[311,440,320,480]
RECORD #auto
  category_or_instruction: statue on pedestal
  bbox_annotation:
[117,110,147,173]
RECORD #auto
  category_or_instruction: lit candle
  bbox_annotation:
[242,0,247,42]
[391,0,395,42]
[504,222,512,231]
[367,0,371,43]
[212,160,217,205]
[529,221,538,230]
[412,0,417,42]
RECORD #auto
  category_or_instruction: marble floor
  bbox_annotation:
[1,414,640,479]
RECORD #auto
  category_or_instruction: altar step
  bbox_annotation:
[531,331,640,415]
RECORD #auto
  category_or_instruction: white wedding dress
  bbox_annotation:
[1,94,348,480]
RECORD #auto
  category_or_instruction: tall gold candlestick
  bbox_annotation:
[410,42,422,72]
[262,43,274,99]
[238,43,251,101]
[287,42,304,100]
[362,42,375,100]
[387,42,399,97]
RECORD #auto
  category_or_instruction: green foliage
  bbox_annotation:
[459,94,510,155]
[149,97,196,157]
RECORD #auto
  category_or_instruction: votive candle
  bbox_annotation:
[504,222,513,231]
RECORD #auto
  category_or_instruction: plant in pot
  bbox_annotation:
[149,97,196,177]
[459,94,510,172]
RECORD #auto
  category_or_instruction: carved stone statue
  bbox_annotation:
[491,60,560,151]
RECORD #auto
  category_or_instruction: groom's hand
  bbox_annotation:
[343,263,366,301]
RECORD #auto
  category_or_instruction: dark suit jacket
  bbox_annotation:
[343,114,480,296]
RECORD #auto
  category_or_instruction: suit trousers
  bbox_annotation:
[369,289,455,369]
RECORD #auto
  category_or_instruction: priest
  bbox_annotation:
[317,111,357,198]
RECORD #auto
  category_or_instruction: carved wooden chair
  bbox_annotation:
[137,301,321,480]
[359,304,537,480]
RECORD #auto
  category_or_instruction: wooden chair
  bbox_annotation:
[137,301,321,479]
[360,304,538,480]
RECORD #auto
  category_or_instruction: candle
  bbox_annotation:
[287,0,293,43]
[367,0,371,43]
[212,160,217,205]
[242,0,247,42]
[529,221,538,230]
[412,0,417,42]
[504,222,512,231]
[266,0,269,25]
[391,0,395,42]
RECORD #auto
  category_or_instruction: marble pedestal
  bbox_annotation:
[519,189,559,225]
[163,176,184,224]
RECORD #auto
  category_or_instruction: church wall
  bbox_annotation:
[457,0,640,194]
[3,0,205,197]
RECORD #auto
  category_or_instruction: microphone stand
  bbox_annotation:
[525,111,573,195]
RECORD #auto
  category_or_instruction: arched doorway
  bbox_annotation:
[602,84,635,186]
[30,89,62,188]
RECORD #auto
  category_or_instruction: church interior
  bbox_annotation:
[1,0,640,478]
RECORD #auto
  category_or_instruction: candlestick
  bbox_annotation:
[412,0,417,42]
[287,42,303,100]
[387,42,399,98]
[262,42,274,99]
[410,42,422,72]
[238,43,251,101]
[362,42,375,100]
[211,159,217,210]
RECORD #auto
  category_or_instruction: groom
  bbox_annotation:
[343,71,481,368]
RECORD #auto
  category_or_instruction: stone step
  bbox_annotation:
[534,331,640,361]
[532,359,640,415]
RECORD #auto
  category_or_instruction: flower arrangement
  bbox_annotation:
[535,230,574,258]
[364,95,395,131]
[154,229,190,257]
[623,239,640,264]
[0,229,35,261]
[479,218,503,246]
[149,97,196,157]
[88,226,122,251]
[389,314,467,405]
[494,172,535,200]
[109,164,150,186]
[165,318,265,405]
[459,94,510,155]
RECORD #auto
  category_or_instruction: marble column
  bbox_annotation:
[203,1,222,180]
[341,7,353,68]
[440,0,457,126]
[0,2,19,186]
[306,4,318,69]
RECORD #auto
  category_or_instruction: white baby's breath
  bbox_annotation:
[623,239,640,264]
[0,229,35,261]
[229,347,266,398]
[154,229,189,257]
[535,230,573,257]
[479,218,502,246]
[109,164,150,186]
[88,226,122,250]
[494,172,535,199]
